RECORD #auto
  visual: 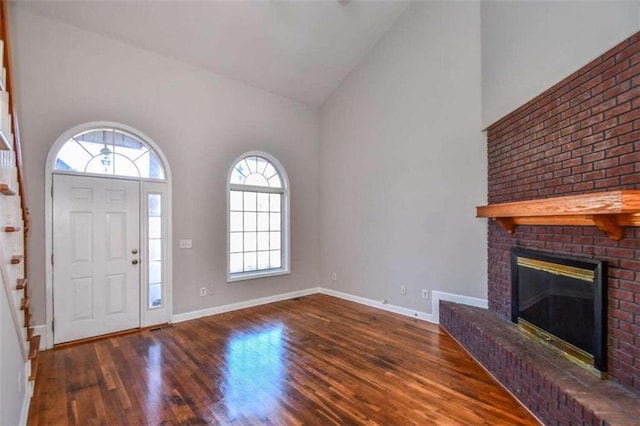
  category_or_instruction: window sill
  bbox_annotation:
[228,268,290,283]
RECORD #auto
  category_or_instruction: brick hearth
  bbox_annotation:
[440,301,640,425]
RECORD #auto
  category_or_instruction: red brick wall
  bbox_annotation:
[487,32,640,392]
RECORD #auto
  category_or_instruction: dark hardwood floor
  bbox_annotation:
[28,294,539,425]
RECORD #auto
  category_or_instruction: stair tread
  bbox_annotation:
[29,335,40,359]
[16,277,27,290]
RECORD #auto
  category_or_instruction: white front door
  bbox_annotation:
[53,174,140,344]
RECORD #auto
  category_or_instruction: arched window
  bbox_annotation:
[227,152,289,281]
[54,128,165,179]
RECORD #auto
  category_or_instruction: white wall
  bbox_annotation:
[0,281,27,426]
[10,8,320,323]
[482,1,640,128]
[319,1,486,313]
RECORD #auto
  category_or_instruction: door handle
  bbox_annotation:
[131,249,138,254]
[132,259,139,265]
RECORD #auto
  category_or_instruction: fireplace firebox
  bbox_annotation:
[511,248,607,374]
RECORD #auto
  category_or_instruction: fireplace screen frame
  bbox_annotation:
[511,248,607,373]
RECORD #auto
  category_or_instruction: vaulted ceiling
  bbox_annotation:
[15,1,409,107]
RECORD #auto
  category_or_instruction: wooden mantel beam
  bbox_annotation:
[476,190,640,241]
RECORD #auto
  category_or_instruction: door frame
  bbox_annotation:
[44,121,173,349]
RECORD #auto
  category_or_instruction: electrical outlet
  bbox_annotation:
[422,289,429,299]
[331,272,337,281]
[401,285,407,295]
[199,287,206,297]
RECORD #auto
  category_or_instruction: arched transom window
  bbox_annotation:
[228,152,290,281]
[54,128,165,179]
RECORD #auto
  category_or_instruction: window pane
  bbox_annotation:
[230,190,243,211]
[245,173,269,187]
[55,140,92,172]
[230,253,243,273]
[268,174,282,188]
[270,194,281,212]
[149,261,162,283]
[54,128,165,179]
[148,194,161,217]
[76,138,104,157]
[149,217,161,239]
[244,232,257,251]
[149,239,162,261]
[244,212,257,231]
[113,154,140,177]
[257,251,270,270]
[257,193,269,212]
[257,213,269,231]
[263,163,277,179]
[247,156,258,173]
[145,150,165,179]
[270,231,281,250]
[230,212,243,232]
[244,252,257,271]
[230,167,245,185]
[236,159,250,178]
[148,193,162,309]
[149,284,162,308]
[243,192,257,211]
[230,232,243,253]
[270,250,281,269]
[85,155,115,175]
[257,232,269,251]
[256,157,268,174]
[270,213,281,231]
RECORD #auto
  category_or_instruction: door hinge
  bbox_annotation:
[51,186,53,197]
[52,320,54,333]
[51,253,53,266]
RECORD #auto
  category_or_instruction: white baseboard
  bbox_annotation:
[172,287,321,323]
[171,287,488,326]
[319,288,436,323]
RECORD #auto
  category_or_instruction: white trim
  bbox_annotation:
[227,269,289,283]
[430,291,488,324]
[172,286,488,326]
[226,150,290,282]
[19,361,31,426]
[44,121,173,349]
[172,287,320,323]
[319,288,436,322]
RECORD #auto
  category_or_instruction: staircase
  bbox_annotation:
[0,0,39,393]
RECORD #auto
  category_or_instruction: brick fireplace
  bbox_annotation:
[486,31,640,392]
[442,31,640,423]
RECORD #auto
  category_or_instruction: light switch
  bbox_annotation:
[179,239,192,249]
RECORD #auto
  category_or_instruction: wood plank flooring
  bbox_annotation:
[28,294,539,425]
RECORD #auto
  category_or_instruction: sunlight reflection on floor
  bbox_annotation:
[222,323,285,420]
